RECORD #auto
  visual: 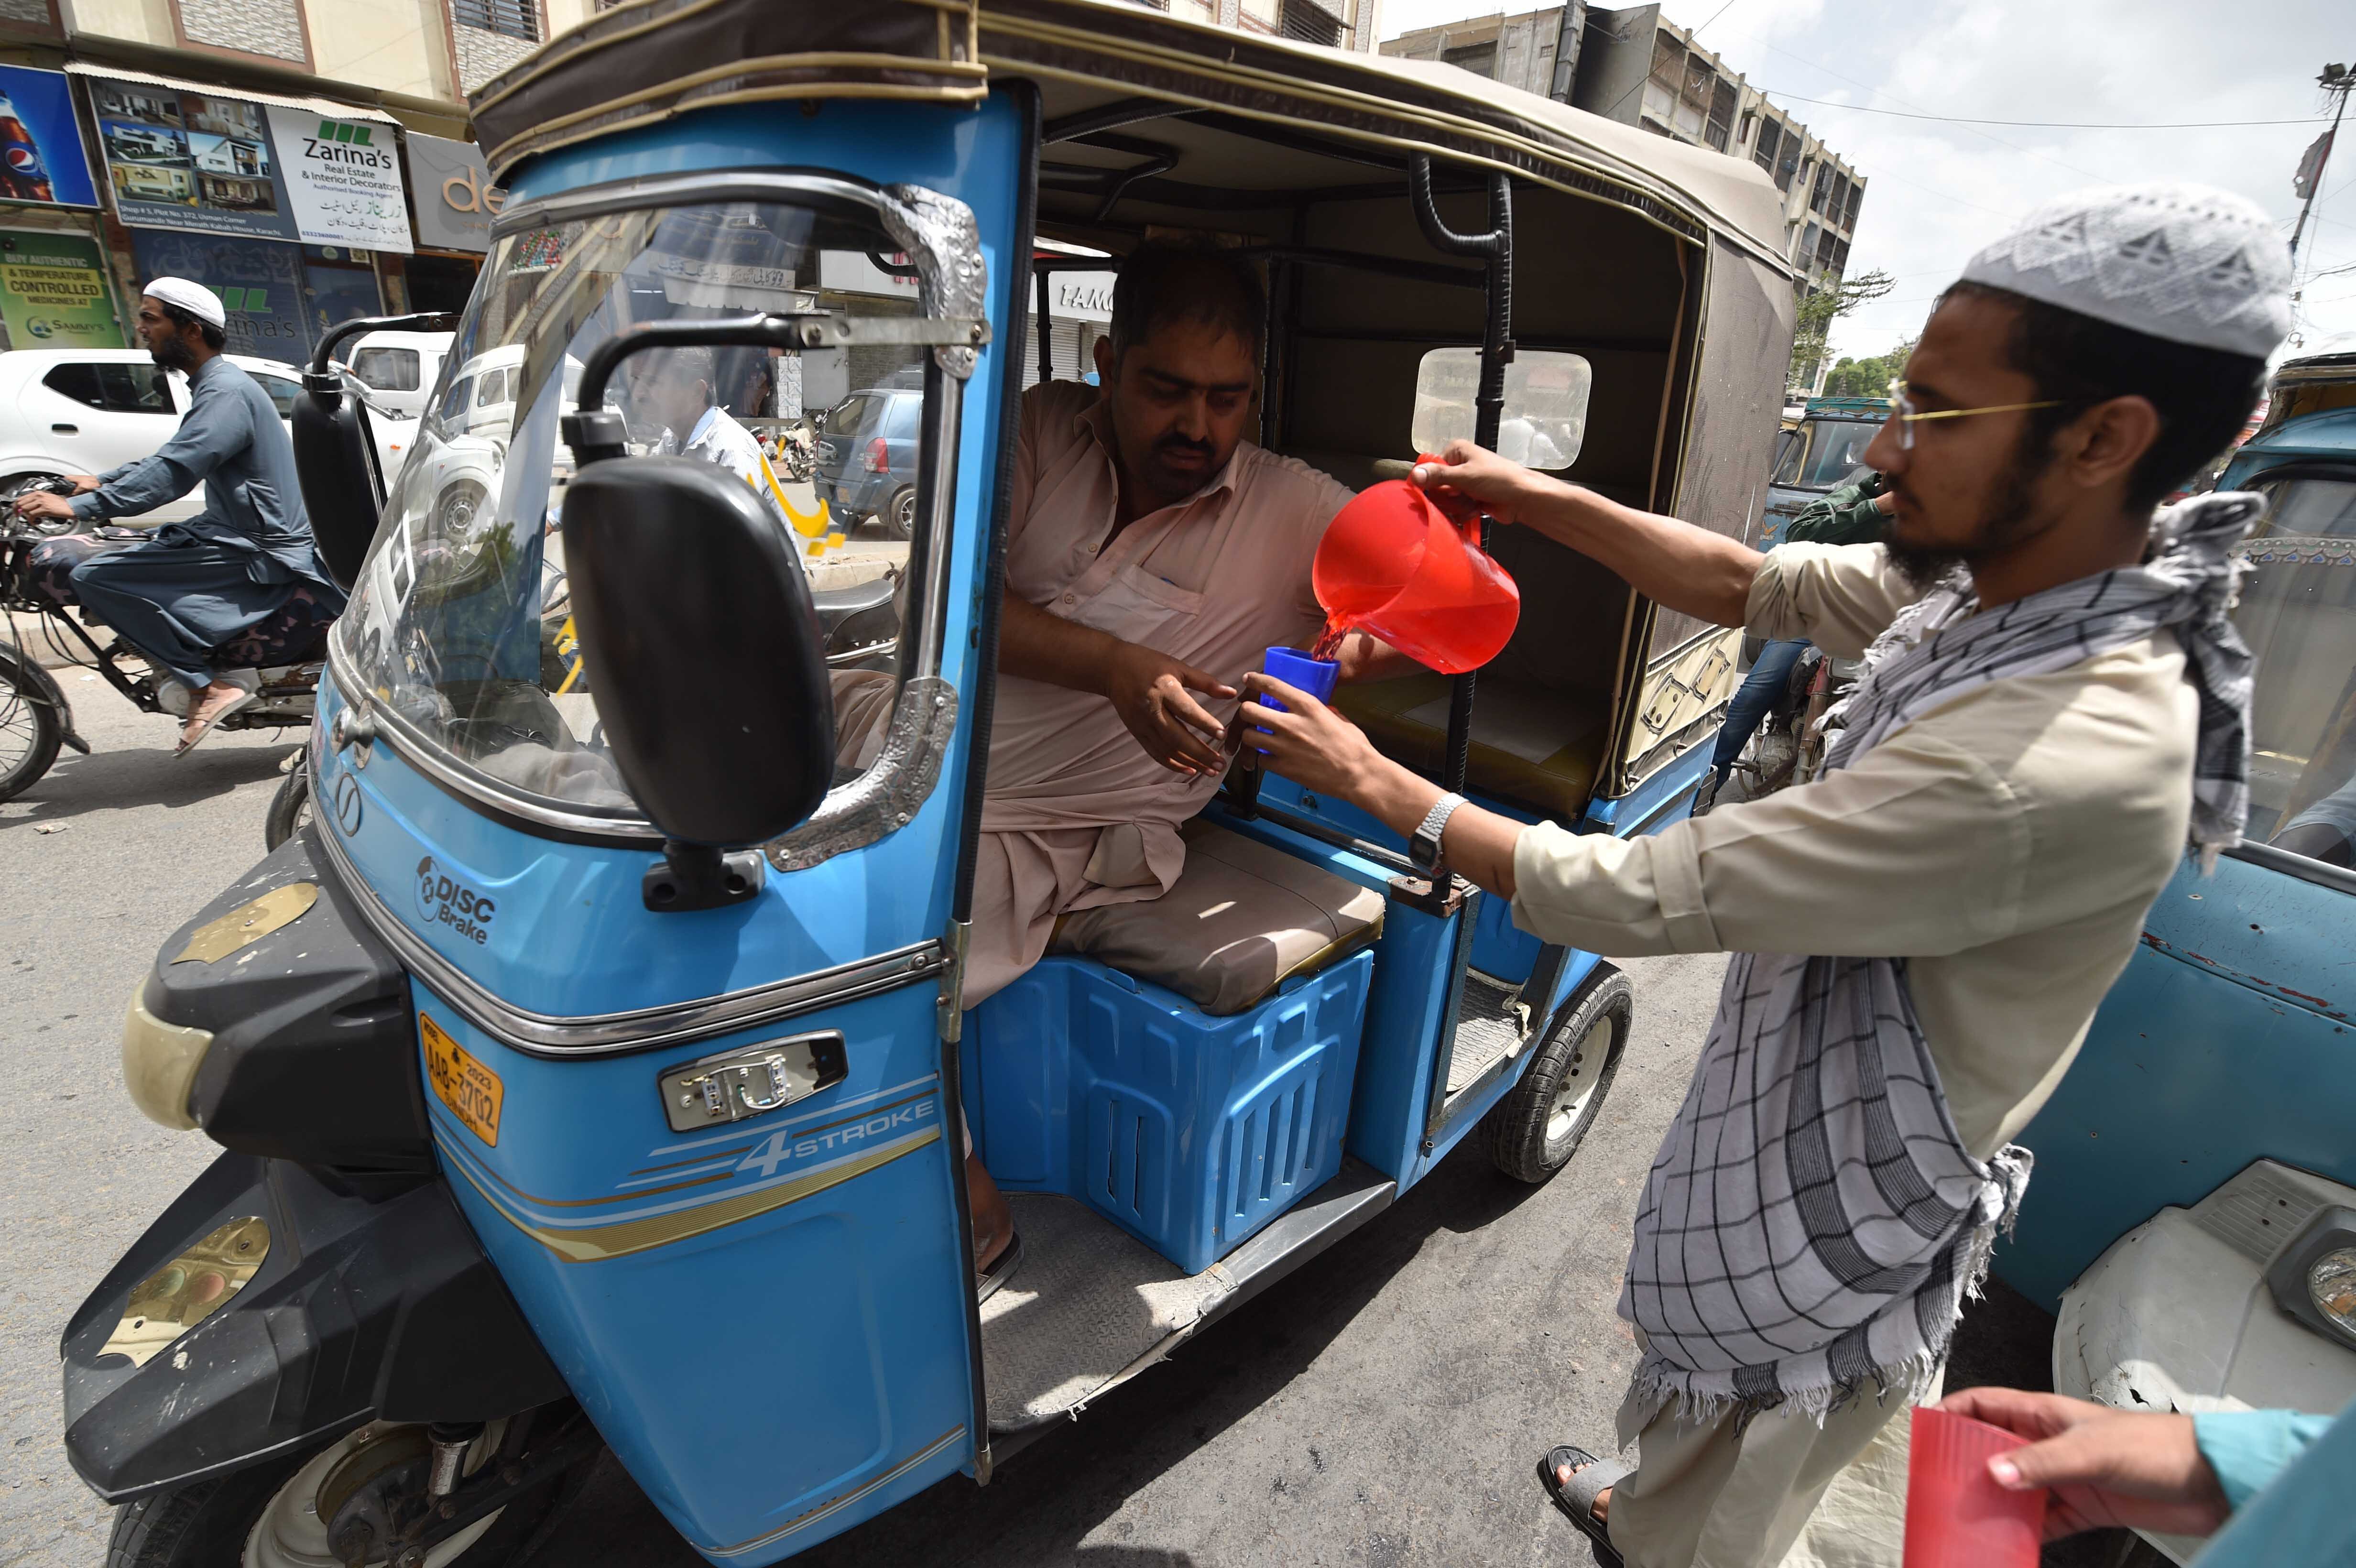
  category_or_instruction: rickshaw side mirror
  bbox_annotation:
[294,312,456,589]
[291,373,385,590]
[561,456,836,911]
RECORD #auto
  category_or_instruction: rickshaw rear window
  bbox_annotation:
[2236,476,2356,870]
[333,195,942,826]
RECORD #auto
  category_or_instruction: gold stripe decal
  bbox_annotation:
[446,1126,941,1263]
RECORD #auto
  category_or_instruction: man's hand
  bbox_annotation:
[1936,1388,2232,1541]
[13,487,79,522]
[1410,441,1545,525]
[1107,641,1235,776]
[1236,673,1390,801]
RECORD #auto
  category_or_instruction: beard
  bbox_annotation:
[149,333,197,374]
[1884,427,2054,593]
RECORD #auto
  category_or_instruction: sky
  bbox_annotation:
[1377,0,2356,367]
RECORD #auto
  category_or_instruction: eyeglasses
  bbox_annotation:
[1887,380,2062,451]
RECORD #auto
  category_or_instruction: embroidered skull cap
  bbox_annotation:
[1958,183,2291,359]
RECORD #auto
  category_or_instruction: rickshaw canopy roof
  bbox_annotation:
[469,0,1797,272]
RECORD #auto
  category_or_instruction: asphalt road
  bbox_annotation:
[0,695,2076,1568]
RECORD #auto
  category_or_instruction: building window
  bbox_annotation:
[1753,119,1781,174]
[1705,78,1738,152]
[1842,180,1864,232]
[454,0,538,40]
[1798,220,1821,266]
[1776,140,1799,193]
[1443,42,1497,77]
[1280,0,1343,46]
[1810,161,1833,214]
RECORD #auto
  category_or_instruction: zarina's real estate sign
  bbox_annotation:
[265,108,412,253]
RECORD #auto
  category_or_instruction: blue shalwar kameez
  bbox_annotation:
[66,355,345,690]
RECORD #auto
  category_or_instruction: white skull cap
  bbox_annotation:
[142,276,227,331]
[1958,183,2291,359]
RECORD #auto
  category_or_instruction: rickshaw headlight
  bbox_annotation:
[2308,1248,2356,1339]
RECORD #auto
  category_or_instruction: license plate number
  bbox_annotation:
[422,1013,503,1147]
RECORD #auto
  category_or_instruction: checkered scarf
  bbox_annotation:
[1620,493,2259,1425]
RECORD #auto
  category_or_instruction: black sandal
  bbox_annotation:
[1538,1444,1630,1567]
[976,1227,1022,1304]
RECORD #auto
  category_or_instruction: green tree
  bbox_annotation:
[1790,269,1895,390]
[1821,337,1914,399]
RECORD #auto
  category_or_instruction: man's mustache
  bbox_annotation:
[1155,434,1214,463]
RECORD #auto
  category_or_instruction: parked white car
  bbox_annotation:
[0,347,346,522]
[339,329,452,422]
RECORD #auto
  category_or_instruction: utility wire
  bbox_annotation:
[1747,92,2336,131]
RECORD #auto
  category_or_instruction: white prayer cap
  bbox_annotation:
[142,276,226,330]
[1958,183,2291,360]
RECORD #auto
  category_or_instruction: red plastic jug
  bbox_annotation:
[1902,1407,2044,1568]
[1312,476,1520,676]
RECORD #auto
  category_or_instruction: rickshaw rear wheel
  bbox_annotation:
[1480,965,1631,1184]
[106,1418,589,1568]
[263,755,312,850]
[0,645,65,803]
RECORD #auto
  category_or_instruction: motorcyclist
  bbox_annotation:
[12,278,346,754]
[1692,469,1895,813]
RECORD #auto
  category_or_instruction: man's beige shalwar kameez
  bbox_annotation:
[1506,541,2199,1568]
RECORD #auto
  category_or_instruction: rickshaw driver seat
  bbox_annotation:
[1046,818,1385,1014]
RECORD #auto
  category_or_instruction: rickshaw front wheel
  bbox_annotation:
[1480,965,1631,1184]
[107,1417,589,1568]
[263,754,312,851]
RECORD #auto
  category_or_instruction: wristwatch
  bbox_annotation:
[1409,792,1467,874]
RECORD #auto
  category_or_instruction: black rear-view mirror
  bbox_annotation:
[292,313,454,588]
[560,455,835,911]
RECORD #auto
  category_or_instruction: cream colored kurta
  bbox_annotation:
[962,380,1352,1005]
[1510,542,2199,1568]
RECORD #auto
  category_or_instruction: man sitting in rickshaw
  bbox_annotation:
[881,239,1397,1283]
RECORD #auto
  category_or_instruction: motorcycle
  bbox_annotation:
[1731,641,1859,802]
[770,415,818,482]
[0,476,334,803]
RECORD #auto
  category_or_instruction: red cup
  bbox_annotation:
[1311,475,1519,676]
[1904,1406,2045,1568]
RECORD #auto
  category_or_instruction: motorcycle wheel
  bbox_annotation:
[263,757,312,850]
[0,644,65,803]
[107,1420,589,1568]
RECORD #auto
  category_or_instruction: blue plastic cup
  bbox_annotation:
[1257,645,1340,711]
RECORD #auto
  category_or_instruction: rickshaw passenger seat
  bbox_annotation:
[1048,821,1384,1015]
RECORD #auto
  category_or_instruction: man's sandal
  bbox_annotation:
[1538,1444,1630,1567]
[175,689,259,756]
[976,1227,1023,1304]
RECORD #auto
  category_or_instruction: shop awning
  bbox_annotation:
[64,61,399,124]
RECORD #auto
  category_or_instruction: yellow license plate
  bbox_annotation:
[422,1014,503,1147]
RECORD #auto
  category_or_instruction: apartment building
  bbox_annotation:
[1384,2,1865,294]
[1133,0,1380,52]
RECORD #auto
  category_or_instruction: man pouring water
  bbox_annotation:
[1239,184,2288,1567]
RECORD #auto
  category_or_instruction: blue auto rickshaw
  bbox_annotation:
[61,3,1801,1561]
[1994,350,2356,1562]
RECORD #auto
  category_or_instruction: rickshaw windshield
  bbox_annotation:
[334,196,938,820]
[2234,475,2356,864]
[1772,417,1879,490]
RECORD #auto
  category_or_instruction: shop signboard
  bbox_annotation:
[0,230,121,347]
[404,132,503,252]
[264,108,411,253]
[129,229,309,356]
[0,65,98,208]
[90,77,410,250]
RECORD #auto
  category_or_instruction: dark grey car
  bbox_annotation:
[813,385,923,539]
